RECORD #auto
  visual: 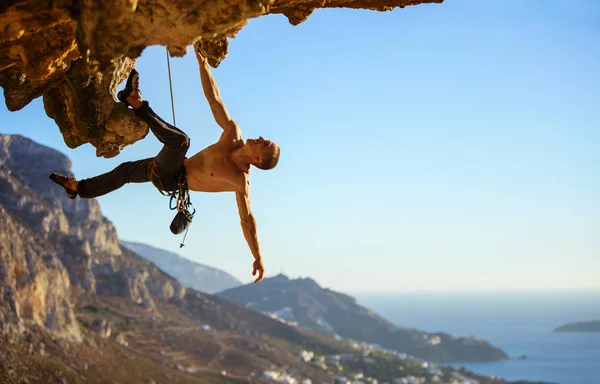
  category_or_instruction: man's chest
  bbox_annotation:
[186,150,244,192]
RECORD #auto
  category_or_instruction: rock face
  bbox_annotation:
[0,0,443,157]
[0,205,82,342]
[217,274,510,363]
[0,133,122,257]
[120,240,243,294]
[0,133,185,338]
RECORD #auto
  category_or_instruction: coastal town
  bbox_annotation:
[255,339,481,384]
[247,311,487,384]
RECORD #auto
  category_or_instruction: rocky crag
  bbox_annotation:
[0,132,181,340]
[0,0,443,158]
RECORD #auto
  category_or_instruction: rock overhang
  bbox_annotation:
[0,0,443,157]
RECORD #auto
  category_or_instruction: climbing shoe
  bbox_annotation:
[49,173,78,199]
[117,68,141,107]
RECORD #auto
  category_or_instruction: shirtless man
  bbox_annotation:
[49,48,280,283]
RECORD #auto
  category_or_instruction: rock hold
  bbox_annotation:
[42,57,149,158]
[1,0,443,157]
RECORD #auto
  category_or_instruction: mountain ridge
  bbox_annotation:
[120,240,242,294]
[217,273,510,363]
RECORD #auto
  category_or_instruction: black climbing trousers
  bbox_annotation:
[77,101,190,198]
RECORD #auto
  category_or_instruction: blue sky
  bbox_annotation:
[1,0,599,293]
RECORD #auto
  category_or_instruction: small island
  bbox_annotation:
[553,320,600,333]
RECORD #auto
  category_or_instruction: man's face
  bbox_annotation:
[245,136,276,158]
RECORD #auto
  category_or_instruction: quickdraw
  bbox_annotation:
[169,173,193,213]
[166,168,196,247]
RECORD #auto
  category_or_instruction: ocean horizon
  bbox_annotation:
[352,290,600,384]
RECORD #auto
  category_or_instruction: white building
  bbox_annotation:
[332,376,350,384]
[300,350,314,362]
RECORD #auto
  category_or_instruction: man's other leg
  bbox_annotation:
[134,102,190,188]
[135,101,190,152]
[118,68,189,153]
[77,158,153,198]
[118,69,190,189]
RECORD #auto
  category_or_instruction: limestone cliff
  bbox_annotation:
[0,133,186,341]
[0,205,82,342]
[0,0,443,157]
[0,133,122,257]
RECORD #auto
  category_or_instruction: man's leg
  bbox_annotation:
[119,69,190,153]
[50,158,153,199]
[135,101,190,152]
[50,69,190,199]
[76,158,154,198]
[136,102,191,191]
[121,70,190,190]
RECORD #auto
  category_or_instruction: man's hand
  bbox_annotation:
[195,45,206,64]
[252,259,265,283]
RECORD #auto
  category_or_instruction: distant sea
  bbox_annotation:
[353,291,600,384]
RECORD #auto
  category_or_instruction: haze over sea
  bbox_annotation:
[354,291,600,384]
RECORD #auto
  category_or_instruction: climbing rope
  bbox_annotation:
[165,47,193,248]
[165,47,177,126]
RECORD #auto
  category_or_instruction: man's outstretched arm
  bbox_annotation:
[235,187,265,283]
[195,48,235,132]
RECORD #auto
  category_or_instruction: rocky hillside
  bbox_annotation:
[120,240,242,294]
[217,274,509,363]
[0,133,184,315]
[0,0,443,158]
[0,133,549,384]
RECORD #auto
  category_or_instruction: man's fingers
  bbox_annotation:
[252,267,264,284]
[251,260,264,283]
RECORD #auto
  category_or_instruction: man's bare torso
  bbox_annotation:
[183,135,247,194]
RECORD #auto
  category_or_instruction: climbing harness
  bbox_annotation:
[163,47,195,248]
